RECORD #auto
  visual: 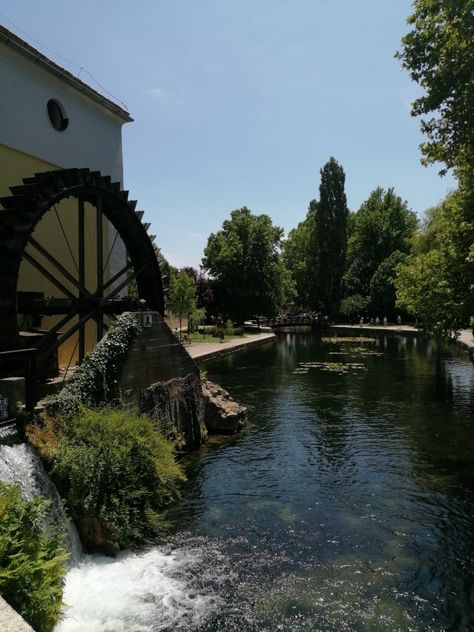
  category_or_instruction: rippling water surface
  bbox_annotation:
[58,333,474,631]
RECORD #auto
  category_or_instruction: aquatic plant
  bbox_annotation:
[293,361,367,374]
[321,336,376,344]
[0,482,68,632]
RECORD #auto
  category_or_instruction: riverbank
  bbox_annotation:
[187,332,276,362]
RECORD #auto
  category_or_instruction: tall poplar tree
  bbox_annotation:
[313,157,349,314]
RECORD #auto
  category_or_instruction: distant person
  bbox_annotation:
[383,316,388,327]
[397,315,402,330]
[375,316,380,326]
[359,316,364,327]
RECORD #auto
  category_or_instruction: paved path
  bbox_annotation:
[187,332,276,361]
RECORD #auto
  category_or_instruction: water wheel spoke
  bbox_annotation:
[102,228,120,276]
[78,198,86,361]
[96,195,104,298]
[102,259,135,293]
[54,203,78,274]
[23,251,77,300]
[39,311,96,362]
[107,261,152,301]
[28,237,96,302]
[35,313,76,353]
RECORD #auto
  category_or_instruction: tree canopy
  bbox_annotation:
[396,0,474,178]
[283,158,348,314]
[395,192,474,335]
[168,270,197,335]
[343,187,417,316]
[202,207,290,322]
[313,157,349,314]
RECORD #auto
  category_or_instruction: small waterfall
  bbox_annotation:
[0,441,82,563]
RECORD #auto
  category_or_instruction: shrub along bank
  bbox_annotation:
[29,407,186,554]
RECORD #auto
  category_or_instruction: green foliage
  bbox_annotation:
[313,157,349,314]
[224,319,234,337]
[202,207,291,322]
[369,250,407,317]
[189,306,206,333]
[283,216,313,309]
[395,192,474,335]
[45,312,142,420]
[0,483,68,632]
[283,158,348,313]
[344,187,417,314]
[51,408,185,552]
[168,271,197,335]
[397,0,474,177]
[340,294,368,318]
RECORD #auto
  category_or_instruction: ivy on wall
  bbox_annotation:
[45,313,142,419]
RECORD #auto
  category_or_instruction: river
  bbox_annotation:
[56,332,474,631]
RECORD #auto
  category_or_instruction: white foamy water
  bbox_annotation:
[0,443,82,562]
[55,547,222,632]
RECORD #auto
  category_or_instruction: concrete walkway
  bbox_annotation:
[187,332,276,361]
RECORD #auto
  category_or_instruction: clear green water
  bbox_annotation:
[163,332,474,631]
[58,332,474,631]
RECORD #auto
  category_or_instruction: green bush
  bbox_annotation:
[45,312,142,420]
[225,319,234,337]
[51,408,186,553]
[0,483,68,632]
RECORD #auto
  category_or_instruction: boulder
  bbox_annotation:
[201,378,247,434]
[140,373,207,451]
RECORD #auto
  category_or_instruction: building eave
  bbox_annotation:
[0,24,133,123]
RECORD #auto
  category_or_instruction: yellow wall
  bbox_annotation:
[0,144,112,368]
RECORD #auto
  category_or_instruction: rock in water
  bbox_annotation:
[201,378,247,434]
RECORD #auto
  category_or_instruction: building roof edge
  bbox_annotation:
[0,24,133,123]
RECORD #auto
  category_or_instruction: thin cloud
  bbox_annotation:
[167,227,206,240]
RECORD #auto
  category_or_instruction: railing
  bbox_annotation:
[0,348,38,413]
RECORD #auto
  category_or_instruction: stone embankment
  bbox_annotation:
[187,332,276,362]
[0,597,33,632]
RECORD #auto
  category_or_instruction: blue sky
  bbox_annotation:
[1,1,456,268]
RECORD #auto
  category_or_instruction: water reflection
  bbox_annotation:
[169,332,474,630]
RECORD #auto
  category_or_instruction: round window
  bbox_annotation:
[47,99,68,131]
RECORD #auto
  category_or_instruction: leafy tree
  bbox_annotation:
[395,192,474,334]
[369,250,407,318]
[344,187,417,313]
[168,270,197,337]
[202,208,291,322]
[340,294,368,320]
[396,2,474,333]
[396,0,474,178]
[189,306,206,333]
[313,157,349,314]
[282,215,313,309]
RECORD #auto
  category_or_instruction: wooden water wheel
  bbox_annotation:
[0,168,164,375]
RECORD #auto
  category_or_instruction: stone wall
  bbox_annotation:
[119,312,207,450]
